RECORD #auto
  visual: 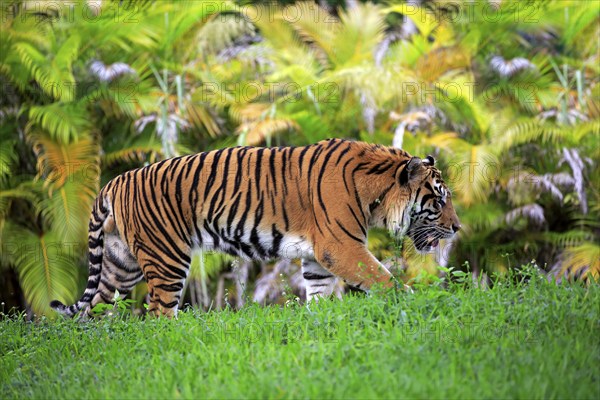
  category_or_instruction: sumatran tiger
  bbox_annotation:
[51,139,460,317]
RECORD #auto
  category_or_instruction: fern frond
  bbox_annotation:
[282,1,337,67]
[331,2,385,67]
[196,11,255,56]
[40,177,96,244]
[497,119,549,150]
[103,143,163,167]
[543,230,595,249]
[28,103,92,144]
[29,133,99,188]
[0,223,81,316]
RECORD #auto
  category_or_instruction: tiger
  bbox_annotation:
[51,138,460,317]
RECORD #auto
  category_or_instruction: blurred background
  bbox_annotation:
[0,0,598,317]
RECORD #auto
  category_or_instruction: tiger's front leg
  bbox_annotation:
[314,241,395,293]
[301,259,340,303]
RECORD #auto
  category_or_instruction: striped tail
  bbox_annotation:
[50,193,109,317]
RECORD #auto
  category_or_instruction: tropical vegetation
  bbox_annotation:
[0,0,598,316]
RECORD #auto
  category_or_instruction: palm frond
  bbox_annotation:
[281,1,337,67]
[29,134,99,189]
[331,2,385,67]
[417,46,471,83]
[446,143,499,206]
[505,203,546,226]
[28,102,92,143]
[102,146,159,167]
[0,223,81,316]
[290,110,333,144]
[561,147,589,214]
[238,118,300,146]
[489,56,536,78]
[552,242,600,283]
[245,3,317,71]
[561,1,600,53]
[41,176,96,244]
[384,4,438,39]
[506,170,574,204]
[543,230,596,249]
[186,103,223,138]
[497,119,600,151]
[196,12,256,56]
[27,134,98,242]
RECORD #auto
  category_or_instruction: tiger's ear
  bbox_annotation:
[423,155,435,166]
[400,157,423,185]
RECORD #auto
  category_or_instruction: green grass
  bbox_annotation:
[1,273,599,399]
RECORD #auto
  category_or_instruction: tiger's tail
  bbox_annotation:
[50,192,109,317]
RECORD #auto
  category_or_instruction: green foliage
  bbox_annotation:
[90,290,138,317]
[0,222,80,315]
[0,0,598,315]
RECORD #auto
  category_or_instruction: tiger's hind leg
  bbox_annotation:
[301,259,340,303]
[89,233,143,315]
[136,251,191,318]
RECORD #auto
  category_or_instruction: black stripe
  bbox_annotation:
[234,180,253,238]
[269,149,277,196]
[89,253,102,265]
[204,148,225,199]
[369,183,395,213]
[303,272,334,280]
[316,140,344,223]
[306,145,324,199]
[399,162,411,185]
[190,153,208,243]
[249,198,267,258]
[335,219,364,244]
[100,278,117,293]
[88,237,102,249]
[233,147,247,194]
[156,299,179,309]
[154,282,184,292]
[270,223,283,257]
[281,199,289,231]
[366,161,394,175]
[298,145,311,177]
[226,192,242,237]
[255,148,265,195]
[347,204,367,236]
[281,147,288,195]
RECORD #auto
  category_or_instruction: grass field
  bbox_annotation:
[1,271,599,399]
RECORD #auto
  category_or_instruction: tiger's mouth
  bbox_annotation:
[409,227,455,253]
[414,236,440,252]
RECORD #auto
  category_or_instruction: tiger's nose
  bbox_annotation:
[451,223,461,233]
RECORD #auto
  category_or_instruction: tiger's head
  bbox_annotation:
[402,155,461,253]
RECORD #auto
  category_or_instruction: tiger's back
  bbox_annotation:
[51,139,460,317]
